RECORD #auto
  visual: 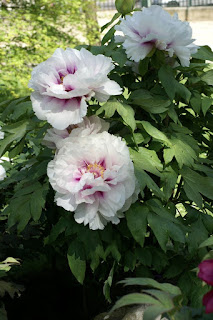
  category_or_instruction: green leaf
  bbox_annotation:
[168,134,197,168]
[168,104,179,123]
[120,277,181,296]
[10,101,32,120]
[78,229,104,271]
[0,280,22,299]
[0,120,30,157]
[190,94,202,113]
[181,167,213,207]
[163,148,175,165]
[148,213,168,251]
[143,305,170,320]
[116,102,136,131]
[7,196,31,233]
[192,45,213,61]
[161,166,178,200]
[7,182,48,231]
[138,58,149,77]
[126,203,149,247]
[163,256,186,279]
[44,217,68,244]
[67,240,86,284]
[187,219,209,253]
[103,263,114,302]
[141,121,171,146]
[147,199,177,223]
[199,236,213,248]
[112,293,161,312]
[1,97,27,122]
[135,248,152,267]
[97,99,136,131]
[30,188,46,221]
[130,147,163,177]
[202,97,212,116]
[112,50,127,67]
[124,251,137,272]
[104,243,121,262]
[148,213,185,251]
[201,70,213,86]
[159,65,191,102]
[143,289,174,309]
[101,12,121,32]
[101,26,115,45]
[130,89,171,114]
[132,166,164,199]
[9,138,25,158]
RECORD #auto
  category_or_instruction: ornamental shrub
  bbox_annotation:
[1,4,213,319]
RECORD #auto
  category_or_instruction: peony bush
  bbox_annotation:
[1,3,213,319]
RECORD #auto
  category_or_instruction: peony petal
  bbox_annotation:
[116,5,198,66]
[29,47,122,128]
[47,132,139,230]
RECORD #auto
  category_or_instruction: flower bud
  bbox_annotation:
[115,0,135,15]
[203,290,213,314]
[198,259,213,286]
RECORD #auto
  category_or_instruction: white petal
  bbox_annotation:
[55,192,77,211]
[0,165,6,181]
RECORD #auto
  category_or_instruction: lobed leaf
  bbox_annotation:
[67,240,86,285]
[97,99,136,131]
[126,203,149,247]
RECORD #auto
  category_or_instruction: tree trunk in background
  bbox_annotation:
[82,0,100,45]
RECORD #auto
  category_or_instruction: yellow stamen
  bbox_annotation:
[87,163,105,178]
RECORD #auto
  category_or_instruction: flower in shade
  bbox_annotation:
[0,165,6,181]
[29,48,122,130]
[115,5,198,67]
[203,290,213,314]
[198,259,213,286]
[43,115,110,150]
[47,131,139,230]
[0,126,4,140]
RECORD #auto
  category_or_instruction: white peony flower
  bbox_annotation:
[47,132,139,230]
[43,115,110,150]
[0,126,4,140]
[29,48,122,130]
[115,5,198,67]
[0,165,6,181]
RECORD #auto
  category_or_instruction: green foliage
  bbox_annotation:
[112,277,182,320]
[1,5,213,318]
[0,258,22,320]
[67,240,86,284]
[112,277,213,320]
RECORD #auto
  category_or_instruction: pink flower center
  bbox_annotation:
[86,163,105,179]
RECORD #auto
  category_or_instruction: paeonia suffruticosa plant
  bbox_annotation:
[1,3,213,319]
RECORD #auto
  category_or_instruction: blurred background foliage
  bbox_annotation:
[0,0,100,100]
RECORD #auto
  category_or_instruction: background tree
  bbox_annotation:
[0,0,100,100]
[81,0,100,45]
